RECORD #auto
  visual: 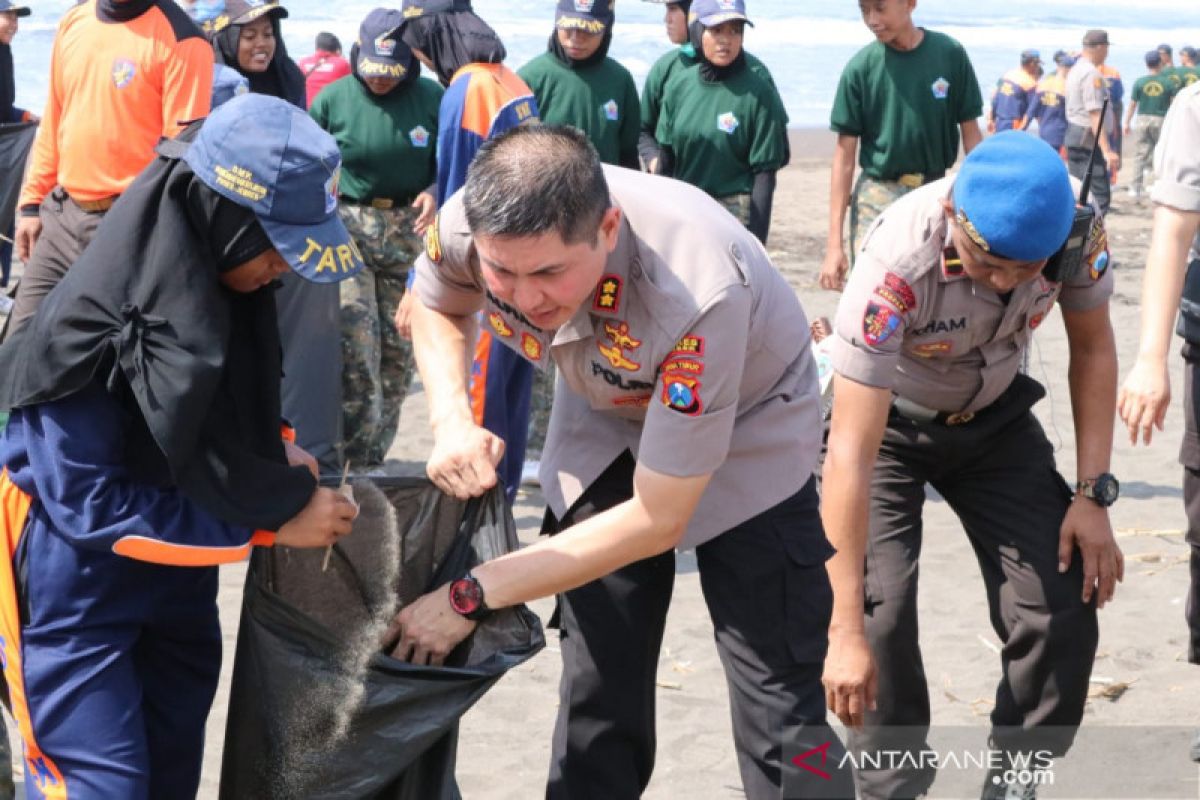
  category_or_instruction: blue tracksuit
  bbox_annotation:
[0,381,272,799]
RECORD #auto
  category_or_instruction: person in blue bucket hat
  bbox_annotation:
[0,93,361,799]
[822,130,1122,800]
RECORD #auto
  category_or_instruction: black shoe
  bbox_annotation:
[980,768,1038,800]
[1191,729,1200,763]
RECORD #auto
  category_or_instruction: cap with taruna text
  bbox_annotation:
[0,0,31,16]
[1082,29,1110,47]
[556,0,614,33]
[184,94,365,283]
[355,9,412,79]
[951,131,1076,263]
[689,0,754,28]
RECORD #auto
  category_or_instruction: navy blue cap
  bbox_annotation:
[1158,43,1173,55]
[1146,50,1162,67]
[220,0,287,29]
[184,94,364,284]
[556,0,614,32]
[689,0,753,27]
[0,0,31,16]
[952,131,1075,263]
[1020,49,1041,64]
[400,0,472,18]
[211,64,249,109]
[1182,46,1197,61]
[356,8,412,79]
[1052,50,1076,67]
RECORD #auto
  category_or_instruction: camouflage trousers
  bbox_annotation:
[849,174,918,264]
[527,362,556,458]
[338,203,419,467]
[716,192,752,227]
[1131,115,1164,193]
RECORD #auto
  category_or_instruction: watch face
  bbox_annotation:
[449,577,483,615]
[1097,475,1119,505]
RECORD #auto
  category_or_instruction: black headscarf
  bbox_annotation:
[399,11,505,86]
[213,8,306,109]
[0,126,316,531]
[548,28,613,70]
[688,18,747,82]
[0,44,14,123]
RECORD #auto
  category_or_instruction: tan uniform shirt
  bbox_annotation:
[1152,83,1200,261]
[1065,58,1110,129]
[413,166,822,549]
[831,179,1114,412]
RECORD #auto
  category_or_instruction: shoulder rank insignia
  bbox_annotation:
[942,246,965,277]
[593,274,622,313]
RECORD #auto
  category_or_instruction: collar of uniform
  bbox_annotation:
[552,203,636,347]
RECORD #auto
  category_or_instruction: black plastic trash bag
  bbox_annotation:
[219,478,544,800]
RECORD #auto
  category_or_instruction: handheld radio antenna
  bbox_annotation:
[1078,97,1109,206]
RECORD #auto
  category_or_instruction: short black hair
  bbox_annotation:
[316,32,341,52]
[463,125,611,246]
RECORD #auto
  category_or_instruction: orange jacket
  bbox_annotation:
[18,0,212,209]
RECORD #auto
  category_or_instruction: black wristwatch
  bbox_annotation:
[448,572,491,621]
[1076,473,1120,507]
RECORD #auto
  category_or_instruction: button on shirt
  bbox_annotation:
[1151,83,1200,261]
[830,179,1114,413]
[413,165,823,549]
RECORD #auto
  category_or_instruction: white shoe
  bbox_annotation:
[521,460,541,487]
[1126,187,1142,200]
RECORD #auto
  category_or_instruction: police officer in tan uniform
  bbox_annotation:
[383,125,853,799]
[820,131,1123,800]
[1065,29,1121,214]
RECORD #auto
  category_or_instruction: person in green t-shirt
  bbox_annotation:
[638,0,788,174]
[655,0,786,244]
[309,9,443,467]
[517,0,640,169]
[1124,50,1174,200]
[1179,47,1200,91]
[820,0,983,291]
[1158,44,1185,96]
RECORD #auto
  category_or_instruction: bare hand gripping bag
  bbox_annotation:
[219,478,544,800]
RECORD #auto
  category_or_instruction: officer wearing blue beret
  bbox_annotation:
[821,131,1123,799]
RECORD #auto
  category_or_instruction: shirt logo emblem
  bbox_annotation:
[410,125,430,147]
[374,33,397,57]
[597,320,642,371]
[593,274,622,312]
[717,111,739,134]
[931,77,950,100]
[662,375,703,416]
[489,313,513,338]
[521,332,543,361]
[863,301,901,346]
[604,99,619,121]
[112,58,137,89]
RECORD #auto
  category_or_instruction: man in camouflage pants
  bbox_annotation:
[340,202,420,467]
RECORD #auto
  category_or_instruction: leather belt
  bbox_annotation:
[893,171,946,189]
[892,396,976,426]
[71,195,119,213]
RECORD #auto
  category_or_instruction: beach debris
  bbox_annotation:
[977,634,1001,655]
[656,680,683,691]
[1087,677,1136,702]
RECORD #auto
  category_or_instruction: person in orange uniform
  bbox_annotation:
[9,0,213,336]
[987,49,1041,132]
[397,0,540,503]
[1025,50,1075,156]
[0,95,361,800]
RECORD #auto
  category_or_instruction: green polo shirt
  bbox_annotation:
[830,29,983,179]
[656,63,786,198]
[640,45,789,137]
[518,52,640,167]
[1132,72,1174,118]
[309,75,443,203]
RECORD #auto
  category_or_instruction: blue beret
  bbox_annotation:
[952,131,1076,262]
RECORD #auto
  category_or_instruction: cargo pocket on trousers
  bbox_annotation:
[783,533,837,665]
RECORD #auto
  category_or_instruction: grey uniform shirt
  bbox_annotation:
[1152,83,1200,261]
[1065,58,1110,129]
[413,165,823,549]
[830,179,1114,412]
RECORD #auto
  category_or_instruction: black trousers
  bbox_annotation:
[542,452,853,799]
[837,376,1099,800]
[1179,355,1200,665]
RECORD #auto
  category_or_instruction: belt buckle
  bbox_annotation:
[370,198,394,210]
[897,173,924,189]
[945,411,975,426]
